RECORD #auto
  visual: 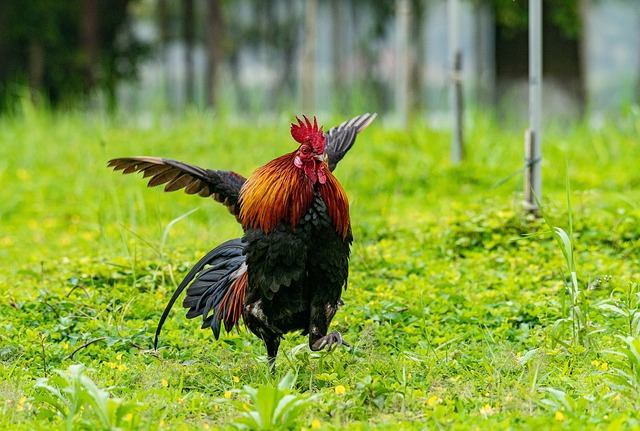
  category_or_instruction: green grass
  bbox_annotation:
[1,104,640,430]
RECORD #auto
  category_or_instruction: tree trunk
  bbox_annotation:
[157,0,171,108]
[411,1,425,114]
[80,0,99,94]
[206,0,224,109]
[474,2,495,108]
[28,40,44,102]
[0,1,8,86]
[331,0,346,113]
[302,0,317,112]
[182,0,195,106]
[637,7,640,104]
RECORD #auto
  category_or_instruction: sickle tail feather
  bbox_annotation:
[154,238,246,349]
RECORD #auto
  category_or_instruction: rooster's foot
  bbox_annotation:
[311,330,351,352]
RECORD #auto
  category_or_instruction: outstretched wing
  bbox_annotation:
[324,113,377,171]
[108,156,246,220]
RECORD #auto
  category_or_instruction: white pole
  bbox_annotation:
[448,0,464,163]
[525,0,542,210]
[395,0,410,128]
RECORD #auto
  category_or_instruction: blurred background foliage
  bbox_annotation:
[0,0,638,124]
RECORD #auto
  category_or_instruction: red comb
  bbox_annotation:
[291,115,325,153]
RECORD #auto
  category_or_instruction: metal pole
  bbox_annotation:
[449,0,464,164]
[525,0,542,210]
[395,0,410,128]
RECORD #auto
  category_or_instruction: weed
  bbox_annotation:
[597,282,640,337]
[225,372,319,430]
[34,364,141,431]
[533,166,600,352]
[603,336,640,406]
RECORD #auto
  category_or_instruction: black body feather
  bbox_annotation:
[241,191,352,362]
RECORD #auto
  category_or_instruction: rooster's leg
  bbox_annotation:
[265,336,280,374]
[245,299,282,373]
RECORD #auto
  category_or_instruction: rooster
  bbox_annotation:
[108,113,376,369]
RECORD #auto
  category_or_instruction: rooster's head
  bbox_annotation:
[291,116,326,185]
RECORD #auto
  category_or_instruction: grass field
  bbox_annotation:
[1,105,640,430]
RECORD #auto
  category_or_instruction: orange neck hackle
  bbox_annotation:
[239,153,315,233]
[239,153,350,239]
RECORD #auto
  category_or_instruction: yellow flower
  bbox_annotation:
[116,353,123,361]
[159,419,165,427]
[311,419,321,429]
[118,364,127,371]
[555,411,565,421]
[233,376,240,383]
[591,360,600,367]
[224,391,232,399]
[479,403,494,418]
[107,362,117,369]
[16,169,31,180]
[16,397,26,412]
[203,423,210,429]
[600,362,608,371]
[161,379,168,387]
[334,385,346,395]
[124,413,133,421]
[63,342,69,350]
[427,395,439,407]
[178,398,184,404]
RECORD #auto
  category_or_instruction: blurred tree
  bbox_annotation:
[331,0,348,113]
[302,0,317,112]
[182,0,195,106]
[157,0,171,106]
[368,0,425,115]
[80,0,99,93]
[482,0,585,116]
[205,0,225,109]
[0,0,147,112]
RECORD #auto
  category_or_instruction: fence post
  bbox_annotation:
[525,0,543,211]
[448,0,464,164]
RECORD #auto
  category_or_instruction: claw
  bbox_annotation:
[311,330,351,352]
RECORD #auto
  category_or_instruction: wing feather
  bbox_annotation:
[108,156,246,220]
[324,113,377,171]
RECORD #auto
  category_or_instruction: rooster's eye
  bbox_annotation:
[301,146,309,154]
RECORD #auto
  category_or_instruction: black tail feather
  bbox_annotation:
[153,238,245,349]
